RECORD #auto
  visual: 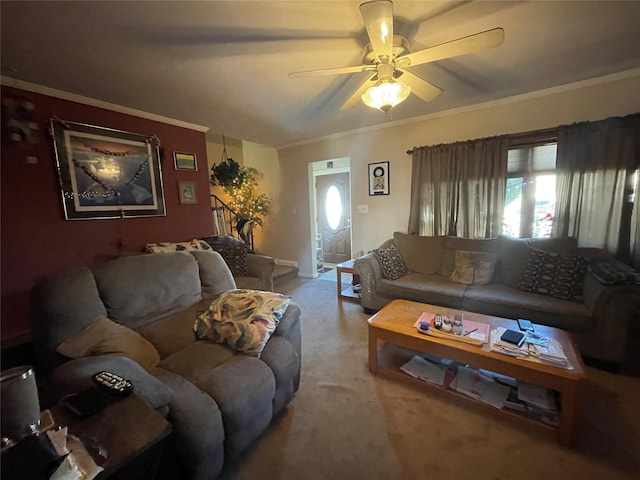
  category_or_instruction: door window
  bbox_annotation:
[325,185,343,230]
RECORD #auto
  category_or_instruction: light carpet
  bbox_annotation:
[220,277,640,480]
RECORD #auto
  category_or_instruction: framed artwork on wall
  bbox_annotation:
[51,119,165,220]
[368,161,390,196]
[178,181,197,204]
[173,151,197,171]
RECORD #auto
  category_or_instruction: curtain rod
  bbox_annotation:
[406,126,559,155]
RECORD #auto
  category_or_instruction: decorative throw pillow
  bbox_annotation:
[193,289,291,356]
[518,247,587,301]
[589,260,640,285]
[56,315,160,371]
[209,244,249,276]
[373,244,408,280]
[449,250,497,285]
[145,239,205,254]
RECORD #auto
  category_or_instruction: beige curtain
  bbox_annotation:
[408,136,509,238]
[554,114,640,267]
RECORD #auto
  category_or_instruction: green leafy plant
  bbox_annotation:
[210,158,271,227]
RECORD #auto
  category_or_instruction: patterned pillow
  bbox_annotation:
[518,247,587,301]
[145,239,208,253]
[210,244,248,276]
[193,289,291,356]
[449,250,497,285]
[373,243,408,280]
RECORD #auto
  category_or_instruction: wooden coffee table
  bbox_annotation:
[368,299,587,446]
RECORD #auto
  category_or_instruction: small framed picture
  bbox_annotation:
[174,151,197,171]
[368,161,390,196]
[178,181,197,204]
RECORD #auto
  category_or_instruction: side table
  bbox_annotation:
[336,259,360,302]
[49,394,172,479]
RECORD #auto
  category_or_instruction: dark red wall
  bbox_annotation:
[1,86,213,346]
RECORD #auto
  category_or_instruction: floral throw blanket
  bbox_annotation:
[194,289,291,356]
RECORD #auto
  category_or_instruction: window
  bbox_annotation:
[325,185,343,230]
[502,143,557,238]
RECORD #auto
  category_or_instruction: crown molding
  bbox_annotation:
[0,76,209,133]
[277,67,640,150]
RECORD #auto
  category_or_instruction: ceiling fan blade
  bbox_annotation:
[340,74,378,111]
[360,0,394,63]
[396,69,443,102]
[289,65,373,79]
[398,28,505,68]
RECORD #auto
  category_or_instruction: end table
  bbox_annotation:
[49,394,172,479]
[336,259,360,302]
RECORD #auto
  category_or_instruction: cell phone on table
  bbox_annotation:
[517,318,534,332]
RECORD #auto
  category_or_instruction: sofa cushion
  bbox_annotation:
[450,250,497,285]
[194,290,291,356]
[377,272,468,309]
[92,252,202,329]
[56,315,160,371]
[440,237,498,277]
[462,284,591,332]
[518,247,587,301]
[373,243,408,280]
[392,232,443,275]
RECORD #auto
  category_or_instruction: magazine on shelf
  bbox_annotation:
[400,355,455,389]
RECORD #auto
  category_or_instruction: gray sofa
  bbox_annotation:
[355,232,640,365]
[31,250,301,479]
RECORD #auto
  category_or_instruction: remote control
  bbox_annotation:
[434,314,443,329]
[92,371,134,398]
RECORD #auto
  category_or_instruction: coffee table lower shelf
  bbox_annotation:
[374,344,559,438]
[367,300,586,447]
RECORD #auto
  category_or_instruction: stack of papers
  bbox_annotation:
[490,327,571,369]
[529,338,569,367]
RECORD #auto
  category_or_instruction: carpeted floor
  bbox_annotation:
[220,276,640,480]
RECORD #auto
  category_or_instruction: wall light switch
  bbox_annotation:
[357,204,368,214]
[26,156,38,164]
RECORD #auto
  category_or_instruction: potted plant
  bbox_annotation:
[210,158,271,238]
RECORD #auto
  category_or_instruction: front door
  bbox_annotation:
[316,172,351,264]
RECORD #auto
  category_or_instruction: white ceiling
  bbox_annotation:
[2,1,640,148]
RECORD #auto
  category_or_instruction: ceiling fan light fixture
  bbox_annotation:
[361,77,411,113]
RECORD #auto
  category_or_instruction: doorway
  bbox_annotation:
[311,160,351,274]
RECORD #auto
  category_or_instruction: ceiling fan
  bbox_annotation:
[289,0,505,113]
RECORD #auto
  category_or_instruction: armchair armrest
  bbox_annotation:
[355,252,385,311]
[580,270,640,363]
[246,253,276,292]
[45,355,173,413]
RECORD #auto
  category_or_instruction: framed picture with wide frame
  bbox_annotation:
[51,119,166,220]
[368,161,390,196]
[178,181,197,204]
